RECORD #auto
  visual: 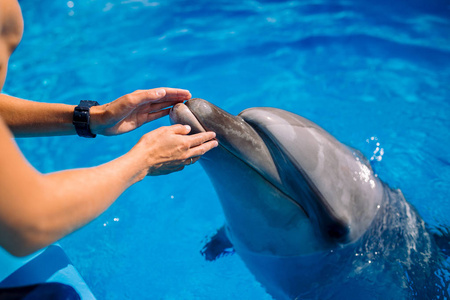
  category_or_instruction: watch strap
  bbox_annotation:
[73,100,99,138]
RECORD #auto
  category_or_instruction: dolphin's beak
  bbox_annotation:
[170,99,282,186]
[170,102,206,134]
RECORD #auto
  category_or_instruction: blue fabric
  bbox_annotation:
[0,245,71,288]
[0,282,80,300]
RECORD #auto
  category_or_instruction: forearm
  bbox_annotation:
[30,153,145,250]
[0,144,146,257]
[0,93,77,137]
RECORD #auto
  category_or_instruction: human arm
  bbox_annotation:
[0,87,190,137]
[0,117,217,257]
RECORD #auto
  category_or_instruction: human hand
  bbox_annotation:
[129,124,218,177]
[90,88,191,136]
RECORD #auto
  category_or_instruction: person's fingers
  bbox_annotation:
[163,164,185,172]
[120,88,185,106]
[186,140,218,158]
[145,108,171,123]
[164,165,185,175]
[153,100,184,111]
[187,131,217,147]
[147,164,185,176]
[157,88,191,101]
[169,124,192,135]
[135,88,191,104]
[140,100,183,114]
[183,156,201,166]
[119,89,166,107]
[173,165,185,172]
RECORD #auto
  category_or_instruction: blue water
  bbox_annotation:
[5,0,450,299]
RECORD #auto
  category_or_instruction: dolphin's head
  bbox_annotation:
[170,99,384,256]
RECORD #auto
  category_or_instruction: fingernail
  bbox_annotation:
[213,141,219,147]
[184,125,191,131]
[156,89,165,97]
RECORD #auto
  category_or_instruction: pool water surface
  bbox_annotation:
[5,0,450,299]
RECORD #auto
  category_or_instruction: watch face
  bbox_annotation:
[79,100,99,107]
[73,107,89,122]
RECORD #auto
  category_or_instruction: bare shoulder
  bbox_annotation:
[0,0,23,90]
[0,0,24,46]
[0,0,23,57]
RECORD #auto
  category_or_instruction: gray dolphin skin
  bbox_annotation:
[169,99,446,300]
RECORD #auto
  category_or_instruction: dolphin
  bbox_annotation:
[169,99,447,300]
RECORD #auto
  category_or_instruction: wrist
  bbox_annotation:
[121,148,151,183]
[73,100,100,138]
[88,104,107,135]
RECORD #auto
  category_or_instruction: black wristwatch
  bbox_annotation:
[73,100,99,138]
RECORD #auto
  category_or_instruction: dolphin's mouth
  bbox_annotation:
[170,100,282,183]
